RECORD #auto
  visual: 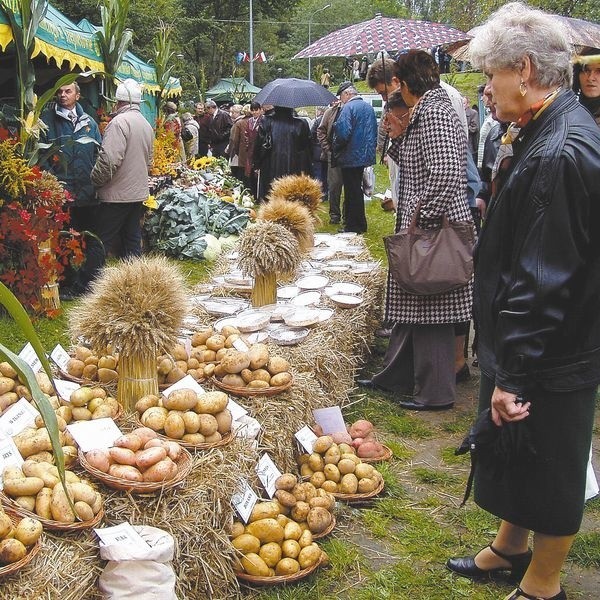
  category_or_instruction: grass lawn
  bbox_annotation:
[2,166,599,600]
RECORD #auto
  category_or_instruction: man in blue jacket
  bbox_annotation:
[41,82,102,300]
[332,82,377,233]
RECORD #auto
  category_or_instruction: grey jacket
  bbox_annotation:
[91,104,154,203]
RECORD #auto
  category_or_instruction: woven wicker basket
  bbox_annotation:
[0,494,104,532]
[359,445,393,463]
[211,376,292,398]
[331,477,384,503]
[311,515,336,540]
[0,510,43,578]
[78,446,193,494]
[235,555,322,586]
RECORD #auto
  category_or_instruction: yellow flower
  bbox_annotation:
[143,195,158,210]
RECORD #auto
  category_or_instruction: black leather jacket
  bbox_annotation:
[474,90,600,394]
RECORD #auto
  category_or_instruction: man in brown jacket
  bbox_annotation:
[90,79,154,276]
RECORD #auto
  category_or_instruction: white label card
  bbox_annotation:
[162,374,204,396]
[232,338,249,353]
[256,453,282,498]
[53,379,81,402]
[94,522,150,549]
[232,415,261,440]
[0,398,39,437]
[227,398,247,422]
[231,479,259,523]
[0,438,24,488]
[50,344,71,371]
[67,418,122,452]
[18,342,41,373]
[313,406,346,435]
[295,425,318,453]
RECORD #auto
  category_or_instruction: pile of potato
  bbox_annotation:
[231,499,327,578]
[0,364,63,414]
[61,386,120,422]
[298,436,384,495]
[314,419,389,460]
[2,463,102,524]
[157,342,207,386]
[65,346,118,384]
[136,388,232,445]
[84,427,185,483]
[0,506,42,566]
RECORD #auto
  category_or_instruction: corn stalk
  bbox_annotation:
[154,20,176,115]
[95,0,133,108]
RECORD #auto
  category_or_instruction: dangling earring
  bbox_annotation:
[519,80,527,97]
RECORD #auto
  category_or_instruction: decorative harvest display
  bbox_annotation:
[69,256,189,412]
[2,462,102,524]
[136,388,232,446]
[237,222,302,307]
[0,505,42,566]
[267,175,323,222]
[298,436,384,497]
[257,198,315,252]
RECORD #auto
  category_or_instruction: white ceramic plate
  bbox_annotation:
[317,308,334,323]
[277,286,300,300]
[295,275,329,290]
[325,282,364,296]
[284,307,322,327]
[291,291,321,306]
[330,294,363,308]
[235,310,271,332]
[269,326,310,346]
[199,298,249,316]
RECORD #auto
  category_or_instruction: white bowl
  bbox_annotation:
[295,275,329,290]
[291,291,321,306]
[277,285,300,300]
[269,326,310,346]
[284,307,321,327]
[235,310,271,332]
[330,294,363,309]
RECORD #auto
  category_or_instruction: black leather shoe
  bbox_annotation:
[506,586,566,600]
[446,544,532,582]
[399,400,453,411]
[455,363,471,383]
[356,379,388,392]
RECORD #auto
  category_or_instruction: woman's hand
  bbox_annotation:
[491,386,530,426]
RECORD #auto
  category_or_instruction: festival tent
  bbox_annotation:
[0,2,181,124]
[205,77,261,103]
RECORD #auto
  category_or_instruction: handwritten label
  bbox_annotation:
[232,415,261,440]
[94,522,150,549]
[161,374,205,396]
[50,344,71,371]
[313,406,346,435]
[18,342,41,373]
[233,338,249,353]
[177,337,193,356]
[231,479,259,523]
[256,453,282,498]
[0,438,24,488]
[67,418,122,452]
[53,379,81,402]
[227,398,247,422]
[295,425,318,453]
[0,398,39,437]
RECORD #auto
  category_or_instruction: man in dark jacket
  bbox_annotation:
[205,100,232,157]
[41,81,102,300]
[332,83,377,233]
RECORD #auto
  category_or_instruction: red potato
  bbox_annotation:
[114,433,143,452]
[109,446,138,466]
[136,446,167,470]
[331,431,352,445]
[108,464,144,481]
[356,441,385,459]
[351,438,363,449]
[130,427,158,446]
[142,458,177,482]
[144,438,167,450]
[348,419,374,439]
[85,449,111,473]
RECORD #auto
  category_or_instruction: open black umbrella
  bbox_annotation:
[253,78,337,108]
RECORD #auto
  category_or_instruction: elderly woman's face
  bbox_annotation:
[483,66,524,122]
[579,64,600,100]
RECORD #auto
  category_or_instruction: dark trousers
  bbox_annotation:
[341,166,367,233]
[328,161,343,223]
[91,202,144,279]
[312,160,328,200]
[197,141,209,158]
[372,322,456,406]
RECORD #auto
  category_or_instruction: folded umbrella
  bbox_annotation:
[253,78,337,108]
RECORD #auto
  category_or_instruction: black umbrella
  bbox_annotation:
[253,78,337,108]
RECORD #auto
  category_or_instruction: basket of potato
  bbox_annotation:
[79,427,192,494]
[1,463,104,531]
[297,435,385,502]
[135,388,233,449]
[272,474,336,540]
[61,345,119,385]
[209,342,293,397]
[231,500,327,584]
[0,507,43,578]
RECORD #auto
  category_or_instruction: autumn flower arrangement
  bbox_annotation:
[0,134,84,316]
[150,117,182,176]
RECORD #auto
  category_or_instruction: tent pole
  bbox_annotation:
[249,0,254,85]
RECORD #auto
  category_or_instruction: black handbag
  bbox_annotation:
[383,202,475,296]
[456,405,537,505]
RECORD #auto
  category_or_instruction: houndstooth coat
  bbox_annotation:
[385,86,473,325]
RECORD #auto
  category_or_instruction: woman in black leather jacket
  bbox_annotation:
[446,5,600,600]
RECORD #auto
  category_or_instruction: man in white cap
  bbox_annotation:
[90,78,154,275]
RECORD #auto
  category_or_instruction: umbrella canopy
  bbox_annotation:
[448,15,600,61]
[293,14,470,59]
[253,78,337,108]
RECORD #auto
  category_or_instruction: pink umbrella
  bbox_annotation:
[293,14,470,58]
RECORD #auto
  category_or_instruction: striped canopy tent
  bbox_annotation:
[293,13,470,58]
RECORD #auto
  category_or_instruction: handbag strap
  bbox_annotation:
[407,201,450,233]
